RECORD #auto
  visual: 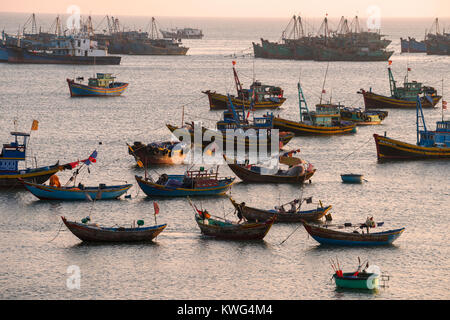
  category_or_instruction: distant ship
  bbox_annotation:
[253,15,393,62]
[400,37,427,53]
[93,16,189,55]
[6,34,121,65]
[160,28,204,39]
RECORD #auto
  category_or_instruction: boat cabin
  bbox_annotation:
[0,132,29,171]
[49,34,108,57]
[239,82,283,102]
[88,73,115,87]
[303,104,342,126]
[419,121,450,147]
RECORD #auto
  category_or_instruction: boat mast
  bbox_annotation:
[319,62,329,104]
[388,66,397,97]
[297,81,311,122]
[416,95,427,145]
[232,61,243,96]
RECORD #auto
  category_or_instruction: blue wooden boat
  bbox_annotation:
[341,174,364,183]
[0,129,72,188]
[0,42,8,62]
[67,73,128,97]
[135,167,235,197]
[62,216,166,242]
[22,181,132,200]
[374,96,450,160]
[302,220,405,246]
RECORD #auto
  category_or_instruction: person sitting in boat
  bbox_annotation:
[364,216,376,233]
[275,205,286,213]
[49,174,61,188]
[288,199,299,213]
[236,202,246,223]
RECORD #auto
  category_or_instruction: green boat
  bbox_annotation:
[359,66,442,109]
[333,272,380,290]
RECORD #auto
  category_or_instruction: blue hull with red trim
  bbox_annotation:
[67,79,129,97]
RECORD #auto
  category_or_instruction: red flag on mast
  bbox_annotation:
[153,201,160,215]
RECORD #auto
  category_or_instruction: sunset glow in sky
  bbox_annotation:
[1,0,449,18]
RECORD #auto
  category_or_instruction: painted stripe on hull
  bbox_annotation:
[374,134,450,160]
[204,91,285,110]
[68,82,128,97]
[362,92,441,109]
[273,118,356,135]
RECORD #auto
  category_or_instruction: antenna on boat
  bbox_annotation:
[319,62,329,104]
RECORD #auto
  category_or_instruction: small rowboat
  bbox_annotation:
[333,272,381,290]
[229,197,332,223]
[22,181,132,200]
[194,214,275,240]
[61,216,167,242]
[341,174,364,183]
[302,221,405,246]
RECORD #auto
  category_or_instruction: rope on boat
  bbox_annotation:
[278,224,303,245]
[48,220,64,243]
[342,136,373,160]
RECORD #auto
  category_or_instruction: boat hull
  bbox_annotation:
[23,182,132,200]
[195,216,274,240]
[166,124,294,151]
[341,174,363,183]
[7,47,121,65]
[361,91,441,109]
[67,80,128,97]
[62,217,166,242]
[0,164,63,188]
[135,175,234,197]
[230,198,331,223]
[128,141,187,165]
[0,44,8,62]
[302,221,405,246]
[203,90,286,110]
[227,163,316,184]
[373,134,450,161]
[272,117,356,135]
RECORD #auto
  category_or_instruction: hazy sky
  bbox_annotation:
[1,0,449,18]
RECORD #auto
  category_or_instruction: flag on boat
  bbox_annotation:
[153,201,160,215]
[388,60,392,65]
[31,120,39,131]
[407,67,411,71]
[136,160,144,168]
[82,150,98,165]
[306,196,313,203]
[443,101,447,110]
[68,161,80,169]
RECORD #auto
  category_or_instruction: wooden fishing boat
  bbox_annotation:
[203,61,285,110]
[128,141,187,165]
[229,197,331,223]
[302,220,405,246]
[374,96,450,161]
[67,73,128,97]
[135,167,235,197]
[0,128,72,188]
[339,107,388,125]
[272,82,356,135]
[341,174,364,183]
[358,66,441,109]
[166,123,294,152]
[188,197,275,240]
[194,214,274,240]
[61,216,166,242]
[22,181,132,200]
[225,152,316,184]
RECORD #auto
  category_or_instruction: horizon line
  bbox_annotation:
[0,10,448,20]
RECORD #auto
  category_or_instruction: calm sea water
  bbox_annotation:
[0,13,449,300]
